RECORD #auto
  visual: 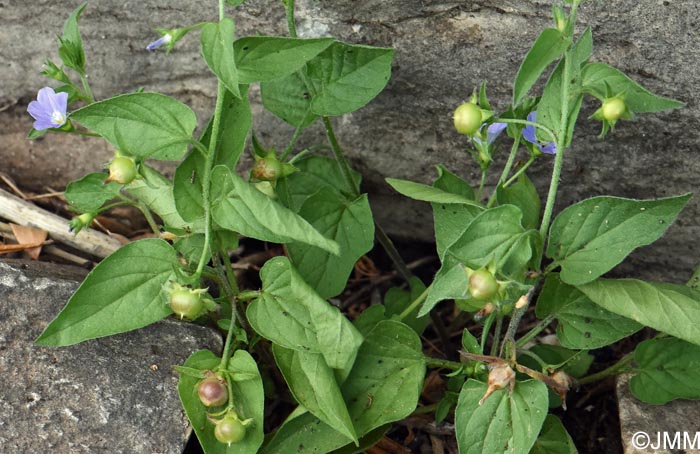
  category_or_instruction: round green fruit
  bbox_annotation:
[214,416,246,445]
[453,102,483,135]
[107,157,137,184]
[469,269,499,301]
[169,288,203,320]
[197,376,228,407]
[601,98,626,121]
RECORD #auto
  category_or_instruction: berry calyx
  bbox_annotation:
[601,97,626,121]
[469,269,499,301]
[479,363,515,405]
[107,156,137,185]
[197,375,228,407]
[214,414,246,446]
[453,102,483,136]
[251,155,283,182]
[167,283,206,320]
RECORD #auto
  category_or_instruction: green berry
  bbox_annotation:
[107,157,137,184]
[469,269,499,301]
[601,98,626,121]
[453,102,483,135]
[169,286,204,320]
[214,415,246,445]
[197,375,228,407]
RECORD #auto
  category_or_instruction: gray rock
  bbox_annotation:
[0,259,222,453]
[617,374,700,454]
[1,0,698,281]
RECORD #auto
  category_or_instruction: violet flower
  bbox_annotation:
[474,122,507,146]
[522,111,556,155]
[146,33,172,52]
[27,87,68,131]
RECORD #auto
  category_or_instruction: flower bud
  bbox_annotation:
[107,156,137,185]
[197,374,228,407]
[69,212,95,234]
[214,413,246,446]
[453,102,483,136]
[251,155,283,182]
[469,269,499,301]
[479,363,515,405]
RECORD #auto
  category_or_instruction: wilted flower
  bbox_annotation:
[27,87,68,130]
[522,111,556,155]
[474,122,507,146]
[146,33,173,51]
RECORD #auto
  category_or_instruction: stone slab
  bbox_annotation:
[0,259,222,453]
[617,374,700,454]
[1,0,698,281]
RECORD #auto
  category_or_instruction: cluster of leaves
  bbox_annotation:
[28,1,700,454]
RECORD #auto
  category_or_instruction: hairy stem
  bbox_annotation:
[486,136,521,208]
[577,353,634,385]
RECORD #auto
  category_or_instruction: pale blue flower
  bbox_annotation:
[27,87,68,130]
[474,122,507,146]
[146,33,172,51]
[523,111,556,155]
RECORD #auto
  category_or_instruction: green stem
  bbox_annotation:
[425,356,463,371]
[285,0,298,37]
[489,313,503,357]
[194,0,227,282]
[412,403,440,415]
[397,287,429,321]
[279,124,303,161]
[502,155,536,188]
[518,349,548,371]
[486,136,521,208]
[515,314,555,348]
[79,73,95,103]
[476,170,487,201]
[577,353,634,385]
[501,287,535,355]
[219,312,238,370]
[220,252,240,295]
[137,201,161,235]
[480,312,496,353]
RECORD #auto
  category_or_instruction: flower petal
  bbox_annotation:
[486,122,507,145]
[33,119,57,131]
[36,87,56,108]
[541,142,557,155]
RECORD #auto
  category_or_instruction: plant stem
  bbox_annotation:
[425,356,463,371]
[412,402,440,415]
[219,312,238,370]
[486,136,521,208]
[503,155,536,188]
[501,287,535,355]
[137,201,161,235]
[79,73,95,103]
[480,312,495,353]
[578,353,634,385]
[397,287,429,321]
[280,124,303,161]
[220,252,240,295]
[476,170,487,201]
[489,313,503,356]
[194,0,227,282]
[515,314,555,348]
[285,0,298,37]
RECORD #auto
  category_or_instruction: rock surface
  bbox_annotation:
[0,259,222,453]
[617,374,700,454]
[1,0,698,281]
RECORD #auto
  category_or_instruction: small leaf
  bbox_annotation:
[70,93,197,160]
[630,337,700,404]
[247,257,363,370]
[578,279,700,346]
[178,350,264,454]
[431,165,482,258]
[235,37,335,83]
[273,346,357,443]
[513,28,571,105]
[455,379,548,454]
[210,166,339,254]
[65,173,121,213]
[582,62,684,112]
[496,174,541,230]
[261,71,318,128]
[547,194,691,286]
[201,18,241,98]
[58,3,87,73]
[307,42,394,117]
[536,274,642,349]
[35,239,178,346]
[421,257,470,317]
[287,189,374,299]
[530,415,578,454]
[386,178,481,206]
